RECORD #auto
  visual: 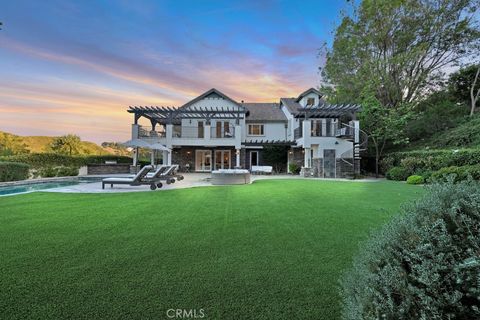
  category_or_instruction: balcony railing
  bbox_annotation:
[211,126,235,138]
[138,126,166,138]
[335,125,354,138]
[294,127,302,139]
[172,125,204,138]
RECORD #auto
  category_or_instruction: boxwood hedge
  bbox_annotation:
[0,162,30,182]
[381,149,480,176]
[0,153,132,169]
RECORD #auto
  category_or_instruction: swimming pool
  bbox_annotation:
[0,177,102,196]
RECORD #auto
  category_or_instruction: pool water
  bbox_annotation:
[0,178,101,196]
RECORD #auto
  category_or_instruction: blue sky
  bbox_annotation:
[0,0,349,142]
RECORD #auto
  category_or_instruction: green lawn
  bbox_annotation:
[0,180,423,320]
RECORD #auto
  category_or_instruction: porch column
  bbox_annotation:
[167,151,172,166]
[133,147,139,166]
[162,150,168,165]
[304,147,311,168]
[150,150,155,165]
[235,149,240,168]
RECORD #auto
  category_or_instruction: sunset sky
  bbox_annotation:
[0,0,348,143]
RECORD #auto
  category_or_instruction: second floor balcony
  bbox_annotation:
[171,125,236,139]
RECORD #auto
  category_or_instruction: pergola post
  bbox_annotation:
[304,147,311,168]
[235,149,240,168]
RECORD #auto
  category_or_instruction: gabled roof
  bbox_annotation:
[179,88,243,109]
[280,97,302,114]
[243,103,287,122]
[295,87,323,102]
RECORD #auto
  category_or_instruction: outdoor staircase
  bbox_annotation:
[338,122,368,178]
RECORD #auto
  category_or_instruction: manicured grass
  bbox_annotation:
[0,180,423,319]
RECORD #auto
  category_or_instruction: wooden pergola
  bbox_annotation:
[296,104,361,119]
[128,106,246,128]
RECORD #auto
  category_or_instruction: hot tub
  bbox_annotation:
[211,169,251,185]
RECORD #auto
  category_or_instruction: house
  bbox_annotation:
[128,88,363,178]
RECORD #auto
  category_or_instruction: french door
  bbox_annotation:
[214,150,231,170]
[195,150,212,172]
[250,151,259,168]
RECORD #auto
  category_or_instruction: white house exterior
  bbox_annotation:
[128,88,362,178]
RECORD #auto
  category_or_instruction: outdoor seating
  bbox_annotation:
[251,166,273,174]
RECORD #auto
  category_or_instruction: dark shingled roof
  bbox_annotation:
[280,98,302,114]
[243,103,287,121]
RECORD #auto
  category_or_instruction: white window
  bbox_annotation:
[248,124,264,136]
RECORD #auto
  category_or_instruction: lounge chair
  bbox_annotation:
[102,165,155,190]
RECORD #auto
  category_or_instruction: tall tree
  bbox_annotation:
[322,0,480,107]
[359,87,412,177]
[50,134,82,156]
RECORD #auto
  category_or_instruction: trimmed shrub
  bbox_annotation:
[0,162,30,182]
[56,166,79,177]
[341,180,480,320]
[430,165,480,183]
[38,166,80,178]
[288,163,301,174]
[406,175,424,184]
[0,153,132,169]
[386,166,409,181]
[381,149,480,174]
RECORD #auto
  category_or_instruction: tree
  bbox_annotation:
[470,65,480,116]
[360,87,411,177]
[322,0,480,107]
[448,63,480,108]
[50,134,82,156]
[0,132,29,156]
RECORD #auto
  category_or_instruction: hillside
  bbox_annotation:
[407,115,480,150]
[0,131,129,156]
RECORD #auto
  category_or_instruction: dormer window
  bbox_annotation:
[307,98,315,106]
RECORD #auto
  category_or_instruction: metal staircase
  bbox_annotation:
[337,122,368,177]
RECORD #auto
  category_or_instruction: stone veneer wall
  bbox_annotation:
[87,164,130,175]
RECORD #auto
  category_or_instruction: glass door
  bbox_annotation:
[323,149,336,178]
[215,150,231,170]
[195,150,212,172]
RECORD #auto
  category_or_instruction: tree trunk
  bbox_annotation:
[470,66,480,117]
[375,144,379,178]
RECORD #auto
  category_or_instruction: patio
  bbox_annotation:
[43,173,380,193]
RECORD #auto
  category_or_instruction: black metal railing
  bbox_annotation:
[138,126,166,138]
[211,126,235,138]
[335,124,354,138]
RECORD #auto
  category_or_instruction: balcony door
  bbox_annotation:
[198,121,204,138]
[214,150,231,170]
[195,150,212,172]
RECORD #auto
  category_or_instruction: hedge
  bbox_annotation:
[37,166,79,178]
[0,153,133,169]
[430,165,480,183]
[386,166,409,181]
[341,179,480,319]
[381,149,480,176]
[0,162,30,182]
